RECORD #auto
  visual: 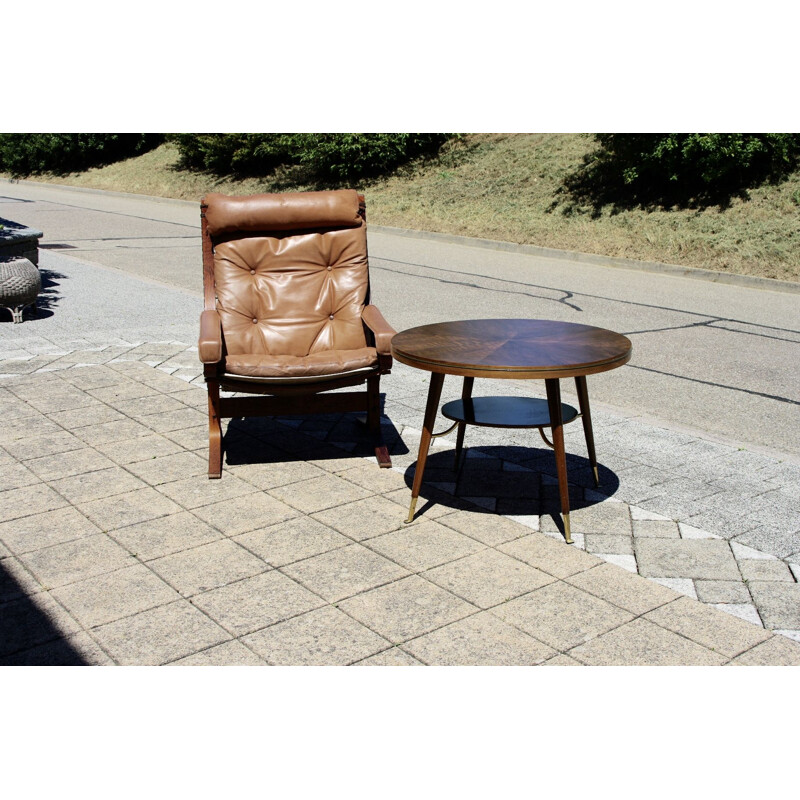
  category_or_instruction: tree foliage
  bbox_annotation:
[169,133,450,183]
[0,134,164,176]
[561,133,800,210]
[291,134,450,182]
[168,134,294,176]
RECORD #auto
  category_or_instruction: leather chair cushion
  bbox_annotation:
[214,224,370,357]
[204,190,362,236]
[226,347,378,378]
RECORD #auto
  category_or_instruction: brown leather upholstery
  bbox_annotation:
[225,348,378,379]
[361,304,394,363]
[199,189,395,477]
[204,190,362,235]
[198,309,222,363]
[213,223,372,374]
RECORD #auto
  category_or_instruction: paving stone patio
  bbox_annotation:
[2,347,800,666]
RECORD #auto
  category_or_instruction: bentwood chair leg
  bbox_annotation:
[545,378,572,544]
[454,376,474,470]
[207,380,223,479]
[368,375,392,468]
[574,375,599,487]
[406,372,445,523]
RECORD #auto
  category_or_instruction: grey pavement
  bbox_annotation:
[1,181,799,665]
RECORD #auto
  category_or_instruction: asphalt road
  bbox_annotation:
[3,180,799,459]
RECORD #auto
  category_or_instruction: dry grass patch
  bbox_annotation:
[366,134,800,283]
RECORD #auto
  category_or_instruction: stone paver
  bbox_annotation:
[634,538,741,581]
[109,511,225,561]
[728,635,800,665]
[746,582,800,630]
[423,549,554,609]
[0,483,69,522]
[169,641,268,666]
[125,451,208,485]
[147,538,270,598]
[48,466,146,504]
[569,618,727,666]
[499,532,603,580]
[76,487,183,530]
[565,562,680,616]
[492,581,635,652]
[190,492,299,536]
[281,543,410,604]
[18,533,136,589]
[90,600,231,666]
[643,596,772,659]
[24,447,118,482]
[190,570,326,637]
[694,580,753,605]
[311,494,407,541]
[268,473,373,514]
[338,574,478,644]
[233,517,350,568]
[354,648,423,666]
[0,507,102,554]
[241,606,390,666]
[366,518,485,572]
[50,563,182,628]
[403,611,557,666]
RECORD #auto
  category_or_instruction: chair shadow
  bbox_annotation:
[222,403,409,467]
[402,444,621,534]
[0,561,88,665]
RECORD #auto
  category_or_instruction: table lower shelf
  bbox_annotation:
[441,396,579,429]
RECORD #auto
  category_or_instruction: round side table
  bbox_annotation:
[391,318,632,543]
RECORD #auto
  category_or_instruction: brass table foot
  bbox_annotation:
[593,466,600,488]
[405,496,419,524]
[563,513,573,544]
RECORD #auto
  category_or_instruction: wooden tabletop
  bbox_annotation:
[391,319,632,379]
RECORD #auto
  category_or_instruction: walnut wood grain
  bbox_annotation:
[391,318,632,378]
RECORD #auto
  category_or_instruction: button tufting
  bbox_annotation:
[329,314,335,320]
[326,265,332,271]
[252,318,258,323]
[250,269,256,274]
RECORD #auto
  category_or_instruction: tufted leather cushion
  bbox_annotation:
[210,195,375,379]
[204,190,362,236]
[225,348,378,378]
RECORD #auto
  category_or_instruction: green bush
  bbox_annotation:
[598,133,800,188]
[169,133,450,183]
[169,134,294,176]
[562,133,800,209]
[292,133,450,182]
[0,134,164,176]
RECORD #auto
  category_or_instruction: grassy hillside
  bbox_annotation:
[8,134,800,282]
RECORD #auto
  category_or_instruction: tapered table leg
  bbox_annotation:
[545,378,572,543]
[454,376,474,469]
[406,372,445,523]
[574,375,599,487]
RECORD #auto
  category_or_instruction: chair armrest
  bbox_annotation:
[198,309,223,364]
[362,304,396,355]
[362,304,396,372]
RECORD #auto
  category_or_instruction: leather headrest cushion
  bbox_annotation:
[203,190,362,236]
